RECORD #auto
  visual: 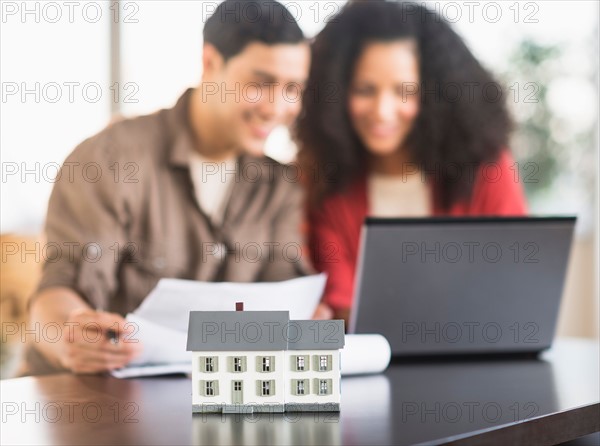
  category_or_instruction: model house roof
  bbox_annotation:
[186,309,345,352]
[286,320,345,350]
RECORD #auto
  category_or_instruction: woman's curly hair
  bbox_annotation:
[297,0,513,210]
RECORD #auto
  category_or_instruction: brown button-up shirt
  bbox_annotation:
[36,88,312,315]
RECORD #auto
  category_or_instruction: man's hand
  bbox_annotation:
[58,309,142,374]
[312,302,334,320]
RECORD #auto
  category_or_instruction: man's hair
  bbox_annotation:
[204,0,305,61]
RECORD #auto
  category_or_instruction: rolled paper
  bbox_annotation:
[340,334,391,376]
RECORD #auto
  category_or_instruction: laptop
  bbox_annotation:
[349,217,576,357]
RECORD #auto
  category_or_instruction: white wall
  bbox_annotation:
[191,351,285,407]
[1,1,111,233]
[285,350,341,406]
[191,349,342,408]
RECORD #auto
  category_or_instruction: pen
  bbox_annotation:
[96,275,119,346]
[106,329,119,345]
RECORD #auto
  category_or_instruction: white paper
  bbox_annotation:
[111,363,192,379]
[340,334,391,375]
[111,274,327,378]
[126,314,190,366]
[133,273,327,331]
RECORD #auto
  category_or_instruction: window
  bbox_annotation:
[315,354,332,372]
[291,379,309,396]
[234,357,242,372]
[200,380,219,397]
[260,380,275,396]
[2,3,111,235]
[201,356,218,373]
[319,380,328,395]
[229,356,246,373]
[257,356,274,372]
[297,380,305,395]
[315,379,332,396]
[234,381,242,391]
[292,355,309,372]
[319,356,327,371]
[297,380,306,395]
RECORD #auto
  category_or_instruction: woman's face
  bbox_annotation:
[348,40,420,157]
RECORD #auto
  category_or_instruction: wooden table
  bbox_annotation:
[1,338,598,445]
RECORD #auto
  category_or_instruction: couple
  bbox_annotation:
[27,0,526,375]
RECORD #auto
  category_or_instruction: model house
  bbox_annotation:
[186,303,345,413]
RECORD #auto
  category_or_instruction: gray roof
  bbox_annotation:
[186,311,345,351]
[286,320,345,350]
[187,311,289,351]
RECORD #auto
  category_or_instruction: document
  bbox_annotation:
[132,273,327,331]
[111,274,327,377]
[111,363,192,379]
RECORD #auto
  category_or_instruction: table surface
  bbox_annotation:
[1,338,598,446]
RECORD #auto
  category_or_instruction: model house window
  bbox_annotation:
[291,379,309,396]
[234,381,242,391]
[259,380,275,396]
[257,356,274,372]
[319,380,327,394]
[292,355,309,372]
[315,354,332,372]
[200,380,219,397]
[315,379,332,396]
[297,356,305,371]
[297,380,306,395]
[231,356,247,372]
[200,356,218,373]
[319,356,327,371]
[319,380,328,395]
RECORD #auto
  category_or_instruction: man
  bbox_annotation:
[27,0,314,374]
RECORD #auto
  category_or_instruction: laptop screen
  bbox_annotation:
[350,217,576,356]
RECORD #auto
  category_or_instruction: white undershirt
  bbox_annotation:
[367,171,431,217]
[189,151,237,222]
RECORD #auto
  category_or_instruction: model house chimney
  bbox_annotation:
[235,302,244,311]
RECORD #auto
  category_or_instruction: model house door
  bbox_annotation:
[232,381,243,405]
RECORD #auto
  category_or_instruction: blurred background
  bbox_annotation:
[1,1,598,375]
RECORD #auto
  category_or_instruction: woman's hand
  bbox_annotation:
[311,302,334,320]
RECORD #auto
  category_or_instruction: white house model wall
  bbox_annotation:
[186,307,345,413]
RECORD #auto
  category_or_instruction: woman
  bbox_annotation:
[299,1,527,323]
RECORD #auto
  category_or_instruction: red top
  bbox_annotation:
[308,151,528,311]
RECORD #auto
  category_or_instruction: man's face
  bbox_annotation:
[202,42,310,156]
